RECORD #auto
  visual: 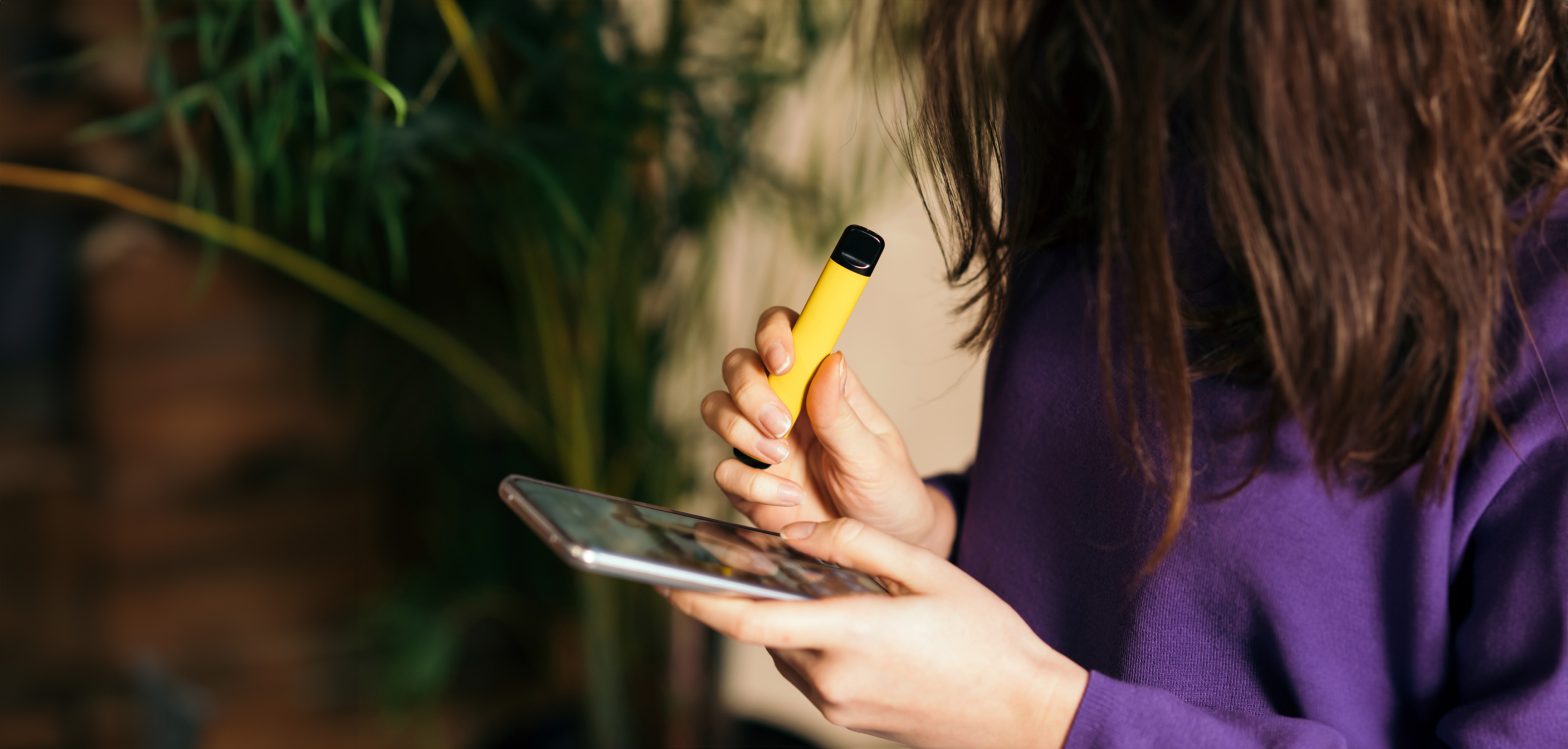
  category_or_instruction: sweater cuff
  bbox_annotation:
[923,472,967,514]
[1063,671,1124,749]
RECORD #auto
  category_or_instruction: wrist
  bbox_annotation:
[1017,643,1089,749]
[913,482,959,557]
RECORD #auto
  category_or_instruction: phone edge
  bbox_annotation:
[498,476,810,601]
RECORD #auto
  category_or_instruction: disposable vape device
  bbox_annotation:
[734,225,884,469]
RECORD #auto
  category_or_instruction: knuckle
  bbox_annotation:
[699,391,727,422]
[722,410,750,439]
[741,468,765,497]
[819,704,849,727]
[721,348,752,376]
[811,664,851,705]
[816,519,866,566]
[760,305,796,325]
[731,377,770,407]
[732,614,766,645]
[832,518,867,547]
[714,460,734,486]
[758,310,797,343]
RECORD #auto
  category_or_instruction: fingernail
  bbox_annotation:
[774,481,804,506]
[764,343,792,375]
[838,354,848,397]
[654,586,671,597]
[757,438,791,464]
[760,404,792,438]
[782,522,815,540]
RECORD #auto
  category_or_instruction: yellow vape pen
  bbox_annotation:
[735,225,885,469]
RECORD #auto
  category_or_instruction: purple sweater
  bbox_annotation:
[929,195,1568,747]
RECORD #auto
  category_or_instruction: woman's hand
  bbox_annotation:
[664,517,1088,748]
[700,306,956,555]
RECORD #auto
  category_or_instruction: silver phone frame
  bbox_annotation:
[500,474,885,601]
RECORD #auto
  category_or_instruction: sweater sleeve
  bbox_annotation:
[1065,672,1350,748]
[1065,236,1568,746]
[924,470,970,516]
[1431,431,1568,746]
[1431,229,1568,744]
[1064,434,1568,747]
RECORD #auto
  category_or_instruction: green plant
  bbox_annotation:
[1,0,870,746]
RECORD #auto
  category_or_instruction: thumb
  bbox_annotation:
[803,352,882,467]
[781,517,960,594]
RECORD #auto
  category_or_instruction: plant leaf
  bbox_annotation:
[207,87,257,227]
[374,181,408,283]
[272,0,307,49]
[359,0,384,61]
[72,36,295,142]
[327,36,408,126]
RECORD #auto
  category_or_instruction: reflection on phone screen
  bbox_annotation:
[518,481,884,597]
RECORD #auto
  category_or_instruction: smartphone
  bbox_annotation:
[499,474,888,601]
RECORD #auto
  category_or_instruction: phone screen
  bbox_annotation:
[504,476,887,599]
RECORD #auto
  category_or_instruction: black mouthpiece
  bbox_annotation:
[829,225,884,276]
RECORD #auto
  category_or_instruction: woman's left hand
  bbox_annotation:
[663,518,1089,748]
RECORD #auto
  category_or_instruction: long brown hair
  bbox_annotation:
[911,0,1568,566]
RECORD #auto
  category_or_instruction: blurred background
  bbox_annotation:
[0,1,981,747]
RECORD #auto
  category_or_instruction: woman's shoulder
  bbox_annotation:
[1503,189,1568,377]
[1453,190,1568,516]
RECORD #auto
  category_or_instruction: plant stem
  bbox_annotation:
[431,0,504,125]
[0,162,546,454]
[581,574,632,749]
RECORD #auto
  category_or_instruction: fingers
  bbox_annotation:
[714,458,806,507]
[665,589,847,649]
[802,353,883,468]
[755,306,799,376]
[781,517,961,594]
[722,348,795,440]
[702,387,791,466]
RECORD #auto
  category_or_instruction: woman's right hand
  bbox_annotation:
[700,307,956,556]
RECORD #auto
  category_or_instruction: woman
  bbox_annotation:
[666,2,1568,746]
